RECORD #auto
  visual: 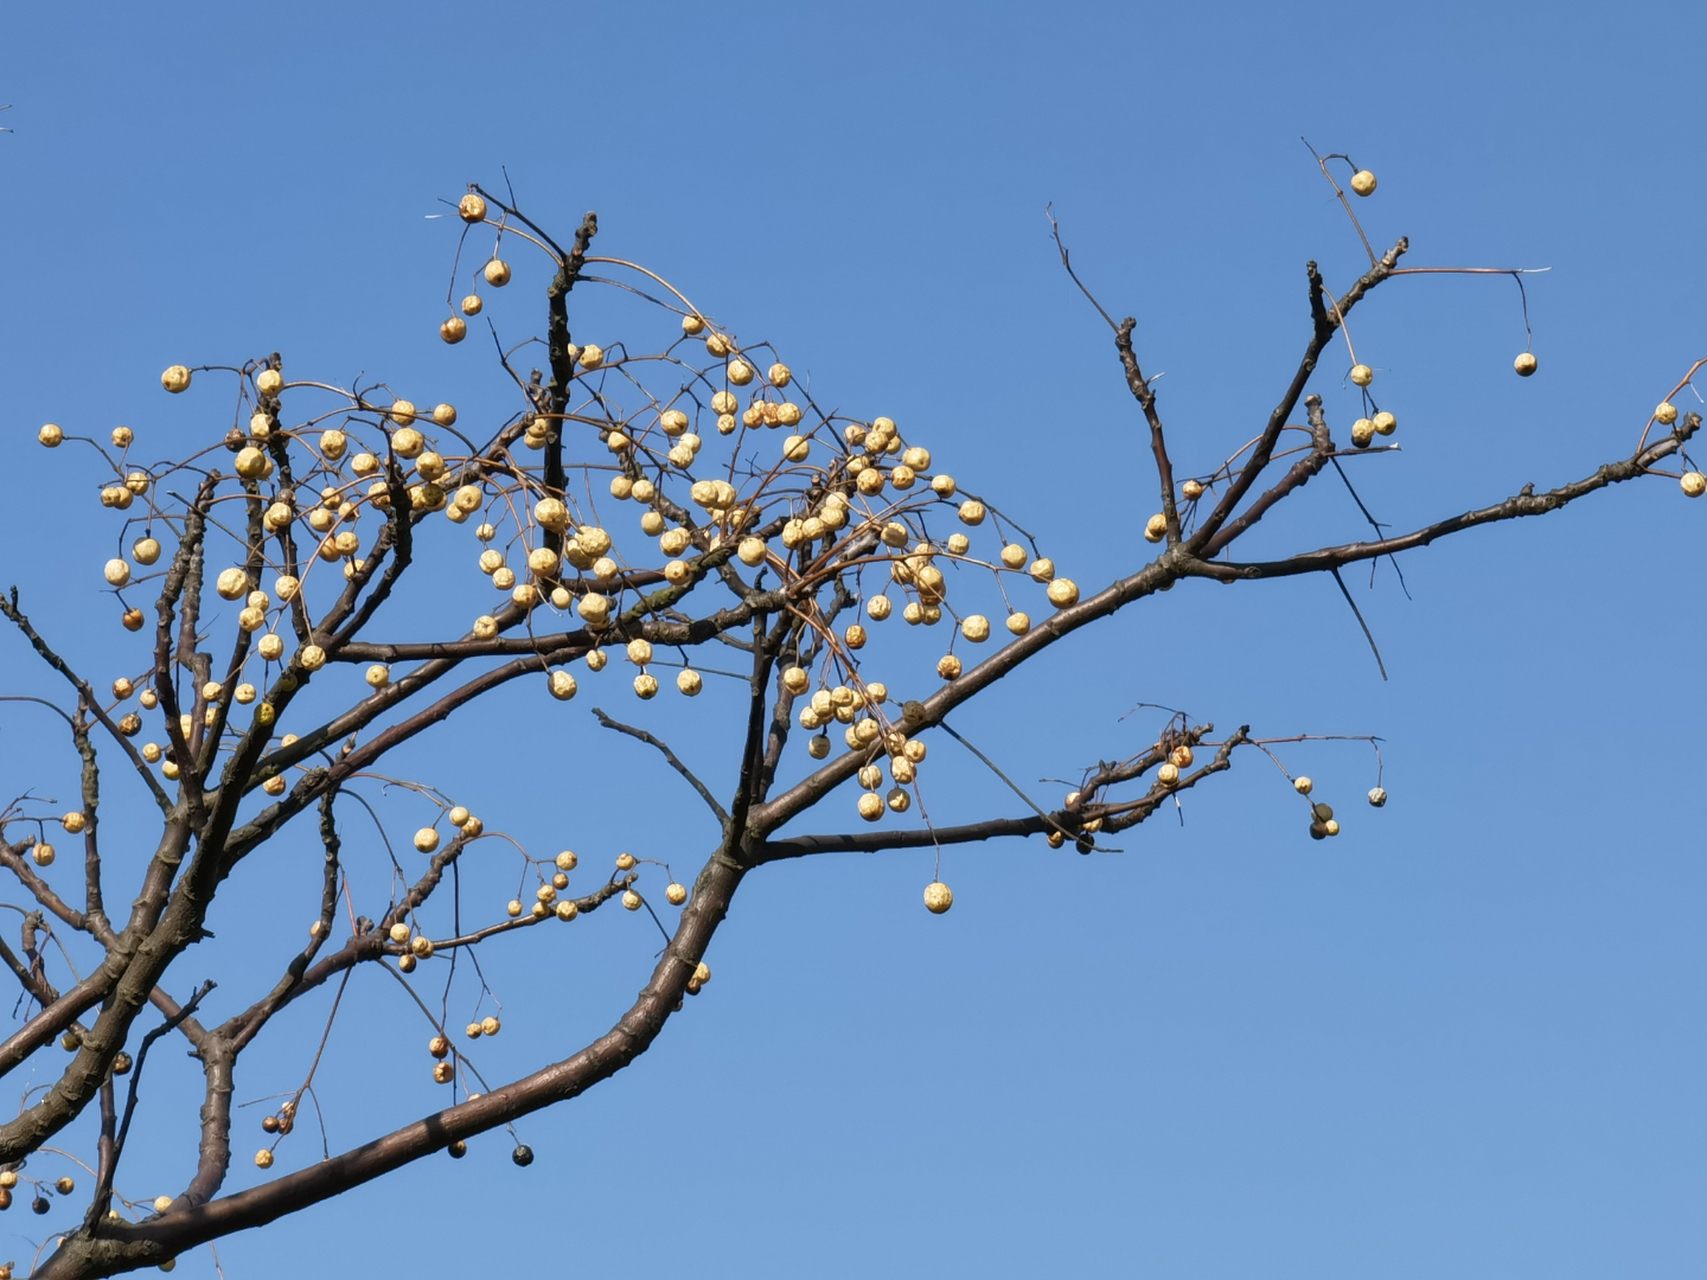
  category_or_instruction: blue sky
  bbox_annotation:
[0,2,1703,1277]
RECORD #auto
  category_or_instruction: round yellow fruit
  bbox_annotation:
[458,193,487,223]
[1349,169,1377,196]
[484,259,511,287]
[665,882,688,906]
[1350,363,1373,387]
[39,423,64,447]
[923,881,953,914]
[440,317,467,344]
[1680,471,1706,498]
[1046,578,1079,608]
[1655,402,1679,425]
[1514,352,1538,377]
[161,365,192,393]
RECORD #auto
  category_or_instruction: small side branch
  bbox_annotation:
[90,980,215,1220]
[591,709,729,826]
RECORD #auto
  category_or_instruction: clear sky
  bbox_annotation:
[1,2,1703,1277]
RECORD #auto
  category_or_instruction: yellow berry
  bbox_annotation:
[1656,402,1679,425]
[1293,776,1313,795]
[923,881,953,914]
[161,365,192,393]
[1682,471,1706,498]
[39,423,64,447]
[665,883,688,906]
[458,193,487,223]
[1349,169,1377,196]
[1514,352,1538,377]
[1350,364,1373,387]
[484,259,511,287]
[414,828,440,854]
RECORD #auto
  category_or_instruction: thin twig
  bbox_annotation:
[590,708,729,826]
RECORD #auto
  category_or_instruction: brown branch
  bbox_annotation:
[39,850,741,1279]
[0,593,171,814]
[1190,413,1700,582]
[1191,240,1407,550]
[1198,393,1335,558]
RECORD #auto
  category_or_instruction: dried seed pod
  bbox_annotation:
[1046,578,1079,608]
[1367,787,1388,808]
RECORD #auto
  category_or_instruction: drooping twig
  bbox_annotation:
[591,709,730,826]
[1329,569,1388,681]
